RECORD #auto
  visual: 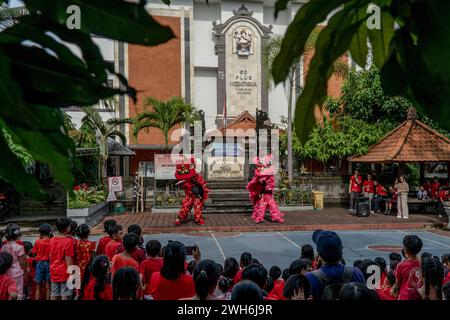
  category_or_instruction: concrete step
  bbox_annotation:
[203,208,253,214]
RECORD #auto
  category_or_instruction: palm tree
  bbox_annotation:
[133,96,195,150]
[80,107,132,179]
[264,29,347,184]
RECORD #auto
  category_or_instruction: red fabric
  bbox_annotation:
[394,259,422,300]
[2,240,24,246]
[363,180,375,193]
[111,254,139,276]
[270,279,285,300]
[438,190,449,201]
[234,269,243,283]
[0,274,17,300]
[32,238,51,261]
[350,175,362,193]
[140,257,163,294]
[96,236,112,256]
[82,278,113,300]
[148,272,195,300]
[105,240,122,261]
[76,239,96,282]
[443,273,450,285]
[49,236,75,283]
[115,245,146,264]
[376,185,388,196]
[431,182,440,199]
[177,171,209,224]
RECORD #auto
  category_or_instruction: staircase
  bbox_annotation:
[204,180,253,214]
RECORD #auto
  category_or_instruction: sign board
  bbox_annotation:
[106,191,117,202]
[108,176,123,192]
[206,156,245,180]
[155,154,202,180]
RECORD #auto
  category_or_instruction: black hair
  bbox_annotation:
[0,252,13,274]
[107,224,123,237]
[38,223,53,237]
[218,276,233,293]
[5,223,20,241]
[374,257,387,272]
[300,244,315,262]
[231,280,263,301]
[252,258,260,265]
[123,233,139,253]
[240,252,252,267]
[70,220,78,236]
[338,282,380,301]
[421,252,432,262]
[112,267,140,300]
[187,260,196,275]
[443,282,450,300]
[386,270,396,287]
[289,258,312,275]
[103,219,117,233]
[265,277,274,293]
[83,255,111,300]
[269,265,281,281]
[403,235,423,256]
[193,259,221,300]
[421,257,444,300]
[127,224,142,237]
[56,217,72,233]
[242,263,268,289]
[283,274,311,300]
[353,259,364,271]
[389,252,402,262]
[23,241,33,255]
[76,224,90,239]
[145,240,162,257]
[223,257,239,279]
[282,268,290,281]
[161,241,186,280]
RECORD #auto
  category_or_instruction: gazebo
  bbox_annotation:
[348,108,450,184]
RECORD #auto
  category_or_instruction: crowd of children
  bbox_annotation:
[0,218,450,301]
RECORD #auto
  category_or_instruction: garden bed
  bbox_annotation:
[67,201,109,227]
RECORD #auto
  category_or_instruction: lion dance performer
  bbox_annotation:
[246,154,284,223]
[175,157,209,226]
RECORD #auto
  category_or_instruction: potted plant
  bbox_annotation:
[67,184,109,226]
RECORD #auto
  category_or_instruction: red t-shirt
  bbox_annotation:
[76,239,96,281]
[115,245,146,264]
[32,238,51,261]
[49,236,75,283]
[438,190,449,201]
[140,257,163,294]
[0,274,17,300]
[270,279,285,300]
[96,236,112,256]
[111,254,139,276]
[363,180,375,194]
[234,269,243,283]
[82,278,113,300]
[105,240,122,261]
[376,185,388,196]
[443,273,450,285]
[431,182,440,199]
[148,272,195,300]
[350,175,362,193]
[394,259,422,300]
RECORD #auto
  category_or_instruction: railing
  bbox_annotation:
[154,190,184,208]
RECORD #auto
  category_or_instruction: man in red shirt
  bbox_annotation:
[104,225,123,260]
[436,187,449,219]
[348,169,362,213]
[49,217,75,301]
[430,177,441,199]
[140,240,163,295]
[372,181,388,213]
[363,174,375,213]
[95,219,117,255]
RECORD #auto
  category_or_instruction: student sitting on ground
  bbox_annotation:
[230,280,263,301]
[112,267,141,300]
[180,259,221,300]
[268,266,284,300]
[417,257,444,300]
[234,252,252,283]
[338,282,380,301]
[282,274,311,300]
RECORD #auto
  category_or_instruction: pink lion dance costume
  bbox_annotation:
[175,157,209,226]
[246,154,284,223]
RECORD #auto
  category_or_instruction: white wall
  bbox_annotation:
[193,68,217,130]
[192,2,220,68]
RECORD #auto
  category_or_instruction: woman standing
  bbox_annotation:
[395,176,410,219]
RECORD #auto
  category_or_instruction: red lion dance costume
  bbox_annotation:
[175,157,209,226]
[246,154,284,223]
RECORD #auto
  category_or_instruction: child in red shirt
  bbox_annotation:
[105,225,123,261]
[32,223,52,300]
[140,240,163,295]
[0,252,18,300]
[49,217,75,300]
[96,219,117,255]
[111,233,140,276]
[82,255,112,300]
[268,266,284,300]
[234,252,253,284]
[114,224,146,264]
[75,224,96,288]
[23,241,35,300]
[391,235,423,300]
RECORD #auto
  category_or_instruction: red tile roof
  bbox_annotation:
[349,112,450,163]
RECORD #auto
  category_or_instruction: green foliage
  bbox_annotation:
[133,96,196,149]
[68,188,106,209]
[273,0,450,144]
[0,0,174,198]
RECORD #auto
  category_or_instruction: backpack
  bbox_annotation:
[310,266,354,300]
